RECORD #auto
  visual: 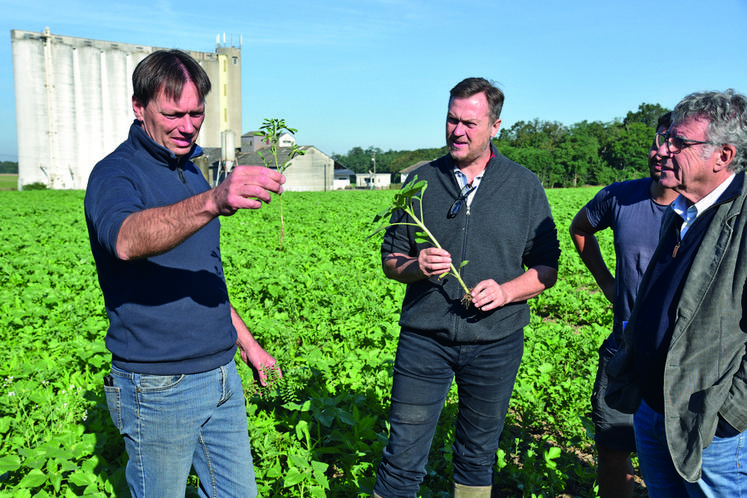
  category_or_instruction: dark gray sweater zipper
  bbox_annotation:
[453,203,472,337]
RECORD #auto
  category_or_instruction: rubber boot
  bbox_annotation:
[453,482,492,498]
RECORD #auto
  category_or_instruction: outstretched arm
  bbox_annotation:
[117,165,285,260]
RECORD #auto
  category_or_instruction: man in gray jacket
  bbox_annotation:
[374,77,560,498]
[606,89,747,497]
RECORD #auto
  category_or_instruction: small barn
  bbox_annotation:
[398,160,431,183]
[355,173,391,189]
[235,132,350,191]
[333,167,355,190]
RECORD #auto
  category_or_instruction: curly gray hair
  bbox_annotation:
[672,89,747,172]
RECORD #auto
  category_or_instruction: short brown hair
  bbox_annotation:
[449,77,504,122]
[132,49,211,107]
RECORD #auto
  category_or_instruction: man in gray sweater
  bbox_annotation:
[374,77,560,498]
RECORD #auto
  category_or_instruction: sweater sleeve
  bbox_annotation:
[84,157,146,259]
[521,176,560,270]
[381,173,419,258]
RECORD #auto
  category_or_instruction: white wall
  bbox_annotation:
[283,147,333,192]
[356,173,391,189]
[11,29,241,190]
[12,30,145,189]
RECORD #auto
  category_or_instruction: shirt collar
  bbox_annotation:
[452,149,494,206]
[451,145,496,186]
[672,173,736,222]
[132,119,202,166]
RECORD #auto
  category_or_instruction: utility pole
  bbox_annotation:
[370,151,376,189]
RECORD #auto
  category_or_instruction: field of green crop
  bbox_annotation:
[0,175,18,191]
[0,186,631,497]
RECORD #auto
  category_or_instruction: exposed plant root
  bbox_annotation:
[461,289,473,307]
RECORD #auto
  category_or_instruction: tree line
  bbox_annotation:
[0,161,18,174]
[332,103,669,188]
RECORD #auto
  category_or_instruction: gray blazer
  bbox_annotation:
[606,172,747,482]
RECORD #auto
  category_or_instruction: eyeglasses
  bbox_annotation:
[655,131,718,154]
[447,184,476,219]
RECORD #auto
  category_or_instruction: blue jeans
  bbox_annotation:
[635,399,747,497]
[104,358,257,498]
[374,329,523,497]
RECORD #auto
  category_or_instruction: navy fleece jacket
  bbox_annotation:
[84,121,237,375]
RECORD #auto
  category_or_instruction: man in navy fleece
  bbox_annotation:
[85,49,284,498]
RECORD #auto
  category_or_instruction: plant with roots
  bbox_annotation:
[256,118,305,245]
[371,177,473,306]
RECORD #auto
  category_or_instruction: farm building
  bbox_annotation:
[10,28,241,190]
[333,167,355,189]
[236,132,353,191]
[356,173,391,189]
[398,160,431,183]
[241,131,296,152]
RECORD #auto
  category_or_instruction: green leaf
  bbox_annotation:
[372,206,396,224]
[0,454,21,473]
[68,469,97,487]
[544,446,562,460]
[18,468,47,488]
[294,419,310,443]
[336,410,356,426]
[283,399,311,412]
[283,468,304,487]
[289,454,308,468]
[311,487,327,498]
[8,489,32,498]
[414,232,430,244]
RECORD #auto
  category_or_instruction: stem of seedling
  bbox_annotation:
[256,118,305,247]
[370,177,473,306]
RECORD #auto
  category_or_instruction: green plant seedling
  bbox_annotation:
[256,118,305,245]
[370,177,473,306]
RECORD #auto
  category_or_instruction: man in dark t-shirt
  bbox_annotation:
[569,112,677,498]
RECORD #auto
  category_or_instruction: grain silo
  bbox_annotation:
[10,28,241,190]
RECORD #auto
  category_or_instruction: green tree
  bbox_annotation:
[602,121,655,181]
[554,124,602,187]
[501,145,562,188]
[388,147,448,174]
[0,161,18,174]
[335,101,668,187]
[496,118,566,150]
[623,103,670,129]
[335,147,377,174]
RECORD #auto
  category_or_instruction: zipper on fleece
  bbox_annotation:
[452,206,472,339]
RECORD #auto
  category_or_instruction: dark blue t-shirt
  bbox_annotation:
[584,178,670,351]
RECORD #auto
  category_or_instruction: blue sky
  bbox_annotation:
[2,0,747,161]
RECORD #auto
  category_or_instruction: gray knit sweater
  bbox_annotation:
[382,146,560,343]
